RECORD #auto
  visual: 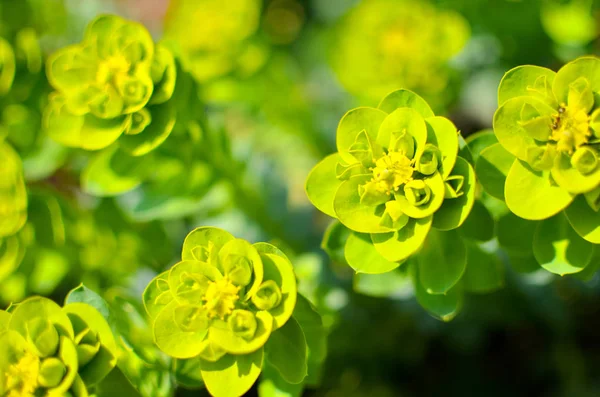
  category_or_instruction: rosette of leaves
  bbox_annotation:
[143,227,314,397]
[44,14,177,154]
[306,89,476,286]
[330,0,469,108]
[483,57,600,275]
[0,295,118,396]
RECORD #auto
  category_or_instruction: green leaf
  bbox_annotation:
[333,175,393,234]
[181,227,235,261]
[265,316,307,384]
[462,242,504,294]
[353,266,413,299]
[209,311,274,355]
[464,129,498,164]
[65,284,112,323]
[424,116,458,178]
[497,212,538,255]
[564,195,600,243]
[291,295,326,386]
[505,159,574,220]
[432,157,476,230]
[142,271,173,320]
[458,201,495,242]
[533,213,594,275]
[173,357,205,389]
[0,143,27,237]
[344,231,400,274]
[305,153,344,218]
[255,251,297,329]
[552,56,600,105]
[371,217,432,262]
[200,349,264,397]
[258,363,303,397]
[395,172,445,219]
[82,146,152,196]
[9,296,74,339]
[336,107,387,165]
[551,152,600,194]
[320,220,351,265]
[476,143,514,200]
[377,89,435,118]
[149,44,177,105]
[376,107,427,156]
[413,265,463,322]
[119,103,176,156]
[498,65,556,106]
[152,300,209,359]
[63,303,118,385]
[417,229,467,294]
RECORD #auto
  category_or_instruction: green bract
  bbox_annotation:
[306,89,476,274]
[492,57,600,242]
[0,142,27,238]
[44,14,176,153]
[143,227,310,397]
[0,296,117,396]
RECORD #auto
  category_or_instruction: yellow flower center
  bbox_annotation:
[96,55,130,85]
[6,352,40,397]
[202,278,240,319]
[371,151,414,194]
[550,104,591,155]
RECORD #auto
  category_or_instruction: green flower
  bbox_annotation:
[143,227,302,397]
[492,57,600,240]
[44,14,176,153]
[306,89,475,273]
[331,0,469,107]
[0,296,117,396]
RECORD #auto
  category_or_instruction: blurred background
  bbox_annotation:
[2,0,600,395]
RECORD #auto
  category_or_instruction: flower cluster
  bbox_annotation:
[0,296,117,396]
[331,0,469,107]
[306,89,475,274]
[44,15,176,154]
[143,227,302,397]
[491,57,600,237]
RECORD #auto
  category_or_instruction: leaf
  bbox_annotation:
[305,153,344,218]
[533,213,594,275]
[333,175,393,234]
[498,65,556,106]
[209,311,273,355]
[552,57,600,104]
[291,295,326,386]
[255,251,297,330]
[371,217,432,262]
[336,107,387,165]
[65,284,112,324]
[119,102,176,156]
[424,116,458,178]
[395,172,446,219]
[142,271,173,320]
[265,316,307,384]
[258,363,303,397]
[376,107,427,156]
[181,226,235,261]
[9,296,74,339]
[432,157,476,230]
[476,143,514,200]
[173,357,205,389]
[0,143,27,237]
[377,89,435,118]
[152,300,209,359]
[200,349,264,397]
[458,201,495,242]
[320,220,351,265]
[344,231,400,274]
[497,212,538,255]
[564,195,600,243]
[417,229,467,294]
[353,266,413,299]
[462,242,504,294]
[413,264,463,322]
[493,96,556,161]
[505,159,574,220]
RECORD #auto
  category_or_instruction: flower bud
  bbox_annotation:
[251,280,282,311]
[38,357,66,388]
[227,309,258,341]
[125,108,151,135]
[403,180,431,206]
[416,144,440,175]
[571,146,598,175]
